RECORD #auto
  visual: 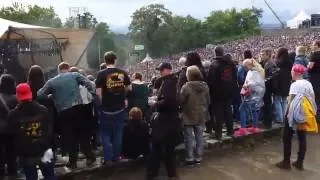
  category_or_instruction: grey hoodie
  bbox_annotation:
[180,81,210,126]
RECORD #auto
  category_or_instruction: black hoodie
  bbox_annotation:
[152,74,181,143]
[275,58,293,96]
[8,101,52,157]
[207,56,238,102]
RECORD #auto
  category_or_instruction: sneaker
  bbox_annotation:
[195,160,201,165]
[185,160,194,167]
[234,128,247,137]
[275,161,291,170]
[292,161,304,171]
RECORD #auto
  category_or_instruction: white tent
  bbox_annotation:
[141,53,153,63]
[287,10,311,29]
[0,17,48,38]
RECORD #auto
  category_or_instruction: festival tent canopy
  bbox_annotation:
[141,54,153,63]
[0,17,51,39]
[0,17,96,71]
[287,9,311,29]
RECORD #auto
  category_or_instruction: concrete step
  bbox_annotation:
[54,123,284,179]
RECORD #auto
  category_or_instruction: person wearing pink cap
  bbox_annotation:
[276,64,316,171]
[7,83,55,180]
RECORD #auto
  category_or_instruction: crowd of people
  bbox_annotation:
[129,30,320,81]
[0,32,319,180]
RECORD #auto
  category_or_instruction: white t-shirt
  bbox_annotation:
[289,79,314,97]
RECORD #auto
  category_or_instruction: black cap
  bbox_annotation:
[156,62,172,71]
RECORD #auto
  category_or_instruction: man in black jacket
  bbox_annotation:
[147,62,180,180]
[207,47,238,139]
[8,83,55,180]
[260,48,280,129]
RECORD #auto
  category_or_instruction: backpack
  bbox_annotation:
[297,96,318,133]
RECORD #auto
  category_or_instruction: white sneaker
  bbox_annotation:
[63,166,72,173]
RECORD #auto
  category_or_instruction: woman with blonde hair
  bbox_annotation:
[235,59,265,136]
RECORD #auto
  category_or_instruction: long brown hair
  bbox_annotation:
[27,65,45,99]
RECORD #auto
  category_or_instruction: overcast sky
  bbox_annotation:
[2,0,320,32]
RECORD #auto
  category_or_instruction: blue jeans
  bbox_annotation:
[23,160,55,180]
[100,110,125,162]
[273,96,287,123]
[183,125,204,162]
[239,101,259,128]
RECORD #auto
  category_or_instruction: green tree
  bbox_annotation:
[169,15,205,53]
[204,7,263,43]
[64,17,77,28]
[87,22,116,68]
[87,22,129,68]
[0,2,62,27]
[129,4,173,57]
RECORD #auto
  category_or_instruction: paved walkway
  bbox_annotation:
[73,134,320,180]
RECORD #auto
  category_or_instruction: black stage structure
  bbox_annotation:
[0,26,65,83]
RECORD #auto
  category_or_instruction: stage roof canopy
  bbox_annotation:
[0,17,51,39]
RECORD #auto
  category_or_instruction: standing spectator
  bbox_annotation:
[0,74,18,178]
[294,46,308,79]
[207,46,238,139]
[38,62,96,169]
[122,107,150,159]
[236,59,265,136]
[202,60,211,74]
[95,51,131,164]
[8,83,55,180]
[87,75,95,82]
[70,67,97,152]
[100,63,107,70]
[238,50,251,87]
[147,62,180,180]
[180,66,210,166]
[128,73,149,118]
[308,40,320,121]
[202,60,215,133]
[289,52,296,64]
[28,65,55,113]
[260,48,279,129]
[276,64,317,170]
[273,48,293,124]
[27,65,57,159]
[178,52,207,91]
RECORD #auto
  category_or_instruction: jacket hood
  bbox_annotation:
[214,56,233,65]
[185,81,208,93]
[276,58,293,68]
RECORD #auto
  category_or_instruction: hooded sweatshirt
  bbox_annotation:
[207,56,238,102]
[275,57,293,96]
[180,81,210,126]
